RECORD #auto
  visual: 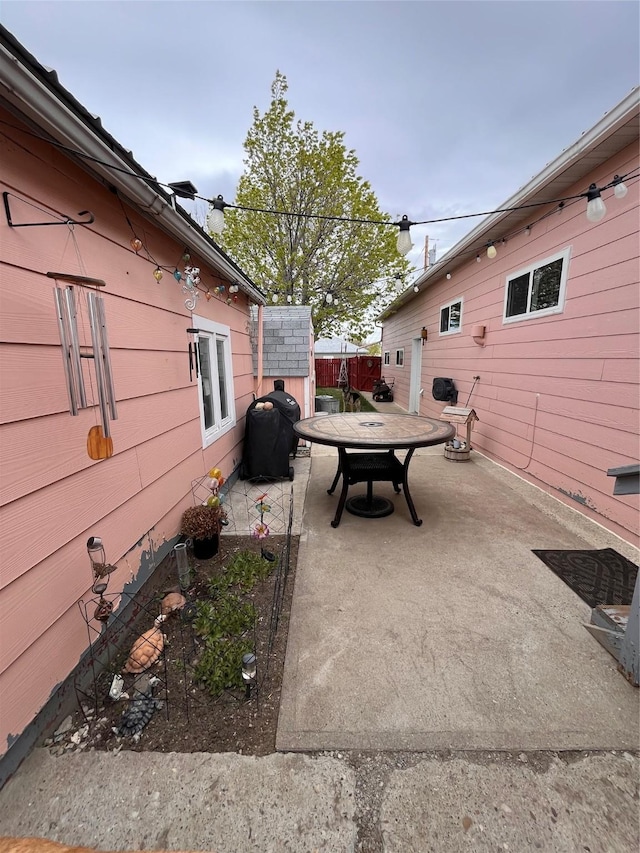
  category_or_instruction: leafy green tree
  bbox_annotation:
[215,72,411,339]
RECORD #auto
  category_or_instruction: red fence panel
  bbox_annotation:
[314,356,381,391]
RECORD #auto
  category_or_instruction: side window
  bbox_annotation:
[395,349,404,367]
[192,314,236,447]
[504,247,570,322]
[440,298,463,335]
[383,351,390,366]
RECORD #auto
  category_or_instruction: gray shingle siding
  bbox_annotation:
[249,305,313,377]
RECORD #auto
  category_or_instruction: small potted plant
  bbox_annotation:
[180,469,227,559]
[181,505,225,559]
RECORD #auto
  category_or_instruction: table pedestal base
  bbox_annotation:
[346,494,394,518]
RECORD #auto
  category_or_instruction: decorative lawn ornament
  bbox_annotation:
[114,674,163,741]
[122,614,167,674]
[160,592,187,616]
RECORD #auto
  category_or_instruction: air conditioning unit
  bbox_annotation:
[432,377,458,404]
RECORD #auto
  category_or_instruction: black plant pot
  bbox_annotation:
[192,534,219,560]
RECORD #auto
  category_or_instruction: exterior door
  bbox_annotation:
[409,338,422,413]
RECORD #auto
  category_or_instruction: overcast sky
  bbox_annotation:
[2,0,639,273]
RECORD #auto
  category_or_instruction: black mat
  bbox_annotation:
[532,548,638,609]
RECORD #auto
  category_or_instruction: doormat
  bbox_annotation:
[531,548,638,609]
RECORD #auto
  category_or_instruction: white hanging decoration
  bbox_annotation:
[183,265,201,310]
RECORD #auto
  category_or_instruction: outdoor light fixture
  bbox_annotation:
[325,292,333,304]
[586,184,607,223]
[421,327,428,345]
[242,652,257,699]
[524,226,531,236]
[167,181,198,200]
[271,293,279,303]
[207,194,227,234]
[396,215,414,256]
[446,273,451,280]
[486,242,497,259]
[613,175,628,199]
[476,254,481,262]
[413,285,419,293]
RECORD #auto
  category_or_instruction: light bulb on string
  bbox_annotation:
[286,294,292,303]
[182,250,191,263]
[153,267,163,282]
[207,195,227,234]
[271,293,279,303]
[413,285,419,293]
[325,293,333,304]
[130,237,143,252]
[586,184,606,223]
[396,215,414,256]
[476,254,481,263]
[173,269,182,281]
[205,290,212,301]
[613,176,628,199]
[446,273,451,280]
[487,243,497,259]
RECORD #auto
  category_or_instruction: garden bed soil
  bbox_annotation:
[55,535,298,758]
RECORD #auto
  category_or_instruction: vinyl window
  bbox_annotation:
[193,314,236,447]
[383,351,390,366]
[395,349,404,367]
[503,247,570,322]
[439,298,463,335]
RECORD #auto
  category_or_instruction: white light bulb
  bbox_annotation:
[207,207,225,234]
[325,293,333,304]
[396,230,413,256]
[413,285,419,293]
[586,196,606,223]
[487,244,497,259]
[476,254,481,263]
[286,294,292,303]
[613,180,628,199]
[446,273,451,280]
[271,293,279,303]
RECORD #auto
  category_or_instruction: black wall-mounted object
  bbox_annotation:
[433,377,458,404]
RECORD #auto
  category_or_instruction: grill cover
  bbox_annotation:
[241,382,301,480]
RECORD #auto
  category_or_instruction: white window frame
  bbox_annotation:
[383,351,390,366]
[192,314,236,448]
[439,297,463,336]
[395,348,404,367]
[502,247,571,323]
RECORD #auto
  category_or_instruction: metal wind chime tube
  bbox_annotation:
[87,291,111,438]
[53,285,88,415]
[87,291,118,437]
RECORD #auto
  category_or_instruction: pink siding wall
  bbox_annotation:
[0,109,258,756]
[381,144,639,545]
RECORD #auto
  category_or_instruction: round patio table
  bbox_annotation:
[294,413,455,527]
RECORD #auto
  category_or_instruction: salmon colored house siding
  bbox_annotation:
[381,143,639,545]
[0,107,259,757]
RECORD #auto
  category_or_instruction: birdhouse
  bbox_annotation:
[439,406,479,462]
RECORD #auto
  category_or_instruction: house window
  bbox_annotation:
[193,314,236,447]
[503,247,571,322]
[395,349,404,367]
[383,351,390,366]
[440,298,463,335]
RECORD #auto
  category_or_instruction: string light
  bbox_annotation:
[476,254,481,262]
[486,242,497,259]
[153,267,163,282]
[2,117,635,246]
[613,175,628,199]
[396,216,414,256]
[207,195,227,234]
[586,184,606,223]
[130,237,142,252]
[446,273,452,280]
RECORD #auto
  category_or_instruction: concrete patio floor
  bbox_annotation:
[277,443,639,753]
[1,435,638,852]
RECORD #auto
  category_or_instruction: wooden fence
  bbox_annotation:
[314,355,382,391]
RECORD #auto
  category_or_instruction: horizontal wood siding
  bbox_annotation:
[381,143,639,544]
[0,107,260,757]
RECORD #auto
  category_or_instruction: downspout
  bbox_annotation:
[255,303,264,399]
